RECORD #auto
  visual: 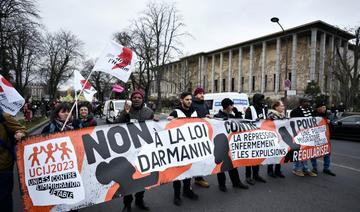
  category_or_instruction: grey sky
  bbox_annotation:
[38,0,360,59]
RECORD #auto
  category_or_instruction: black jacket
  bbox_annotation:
[215,109,242,119]
[290,106,312,118]
[245,106,268,120]
[192,98,210,118]
[169,106,197,118]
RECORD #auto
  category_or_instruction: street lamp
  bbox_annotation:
[271,17,289,102]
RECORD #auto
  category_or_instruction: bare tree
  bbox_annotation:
[81,59,113,102]
[7,19,42,94]
[333,27,360,110]
[114,27,155,102]
[42,30,83,99]
[114,2,186,110]
[0,0,40,80]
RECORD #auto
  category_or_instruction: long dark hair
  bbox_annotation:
[50,103,71,122]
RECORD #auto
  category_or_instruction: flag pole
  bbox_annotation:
[75,91,79,119]
[62,70,94,131]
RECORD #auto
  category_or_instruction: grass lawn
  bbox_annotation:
[18,116,48,131]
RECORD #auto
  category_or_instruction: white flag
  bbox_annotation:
[0,74,25,115]
[73,70,97,102]
[93,41,137,82]
[57,70,97,102]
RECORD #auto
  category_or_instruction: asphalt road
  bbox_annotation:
[14,118,360,212]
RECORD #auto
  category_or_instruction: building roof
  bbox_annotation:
[180,20,355,60]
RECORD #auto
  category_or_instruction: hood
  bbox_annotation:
[252,93,265,108]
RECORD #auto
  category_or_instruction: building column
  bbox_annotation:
[261,41,266,93]
[328,35,335,103]
[291,33,297,90]
[310,28,317,81]
[319,32,326,93]
[211,54,215,92]
[228,50,232,91]
[275,37,281,94]
[249,45,254,93]
[203,56,208,90]
[198,56,201,86]
[220,52,223,92]
[238,47,243,92]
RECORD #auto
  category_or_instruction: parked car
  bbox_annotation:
[204,92,249,115]
[330,115,360,141]
[103,99,130,124]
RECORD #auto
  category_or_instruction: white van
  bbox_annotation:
[103,99,130,123]
[204,92,249,115]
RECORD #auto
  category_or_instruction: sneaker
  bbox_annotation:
[304,171,317,177]
[254,176,267,183]
[195,179,210,188]
[275,172,285,178]
[312,169,318,175]
[233,182,249,189]
[323,169,336,176]
[219,185,227,192]
[183,190,199,200]
[292,170,305,177]
[173,196,182,206]
[268,172,277,178]
[246,177,255,185]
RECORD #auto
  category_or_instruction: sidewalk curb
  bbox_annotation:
[27,119,49,134]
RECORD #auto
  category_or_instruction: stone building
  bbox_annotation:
[26,82,47,100]
[154,20,355,101]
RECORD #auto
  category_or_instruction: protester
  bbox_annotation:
[214,98,249,192]
[41,103,75,134]
[310,101,336,176]
[290,97,317,177]
[267,100,286,178]
[168,91,199,206]
[191,87,211,188]
[0,108,27,212]
[40,98,47,117]
[244,93,267,185]
[74,102,97,128]
[337,102,345,118]
[115,90,153,212]
[23,99,32,122]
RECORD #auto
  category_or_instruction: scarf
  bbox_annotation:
[54,118,74,132]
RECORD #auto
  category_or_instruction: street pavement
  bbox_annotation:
[13,117,360,212]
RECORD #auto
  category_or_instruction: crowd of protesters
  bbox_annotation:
[0,87,339,212]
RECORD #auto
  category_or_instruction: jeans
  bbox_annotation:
[293,160,310,172]
[0,169,14,212]
[311,154,331,171]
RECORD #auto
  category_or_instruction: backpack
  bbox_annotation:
[0,112,16,161]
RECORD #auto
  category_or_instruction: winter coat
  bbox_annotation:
[0,112,26,171]
[74,114,97,128]
[267,109,286,120]
[169,106,198,118]
[117,106,154,123]
[192,98,210,118]
[290,106,312,118]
